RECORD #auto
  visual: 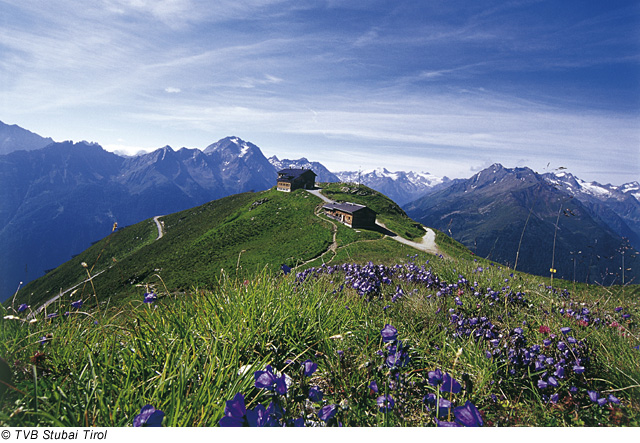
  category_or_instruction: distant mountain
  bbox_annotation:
[404,164,640,285]
[334,168,452,205]
[0,120,54,155]
[269,156,340,183]
[543,172,640,250]
[618,182,640,202]
[0,137,281,301]
[204,137,277,193]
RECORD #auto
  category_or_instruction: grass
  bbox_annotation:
[13,188,336,308]
[2,184,639,427]
[2,247,638,426]
[318,182,425,240]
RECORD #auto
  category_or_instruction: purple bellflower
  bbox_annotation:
[381,324,398,343]
[254,365,277,389]
[302,359,317,377]
[143,292,157,303]
[318,404,337,422]
[453,401,484,427]
[440,373,462,394]
[308,386,323,403]
[437,398,452,418]
[246,403,279,427]
[219,393,247,427]
[133,405,165,427]
[17,304,28,313]
[376,395,395,413]
[608,395,621,404]
[428,368,444,386]
[71,299,83,309]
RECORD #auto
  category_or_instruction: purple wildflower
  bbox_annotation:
[376,394,395,413]
[71,299,83,309]
[308,386,323,403]
[608,394,621,404]
[453,401,484,427]
[254,365,277,390]
[440,373,462,394]
[133,405,165,427]
[560,327,571,335]
[588,390,599,402]
[318,404,337,422]
[381,324,398,343]
[423,393,437,406]
[219,393,247,427]
[437,398,452,418]
[246,403,278,427]
[47,312,58,319]
[17,304,28,313]
[428,369,444,386]
[301,359,317,377]
[143,292,157,303]
[274,374,288,395]
[369,380,379,393]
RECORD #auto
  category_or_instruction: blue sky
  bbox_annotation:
[1,0,638,184]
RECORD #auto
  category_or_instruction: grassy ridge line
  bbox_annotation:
[9,218,159,309]
[12,189,328,307]
[14,186,417,309]
[318,183,425,240]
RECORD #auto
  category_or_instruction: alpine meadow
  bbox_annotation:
[1,0,639,433]
[1,184,639,427]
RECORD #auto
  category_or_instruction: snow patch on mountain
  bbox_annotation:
[334,168,450,205]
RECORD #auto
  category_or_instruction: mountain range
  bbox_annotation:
[404,164,640,285]
[1,120,639,299]
[333,169,453,206]
[0,135,283,300]
[0,120,53,155]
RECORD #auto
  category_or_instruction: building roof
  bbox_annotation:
[323,202,374,214]
[277,168,317,181]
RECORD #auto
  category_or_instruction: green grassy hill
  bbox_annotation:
[8,185,425,310]
[1,184,639,427]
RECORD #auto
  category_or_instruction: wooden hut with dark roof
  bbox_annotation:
[322,202,377,229]
[276,168,317,192]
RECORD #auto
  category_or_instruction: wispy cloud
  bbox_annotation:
[1,0,638,183]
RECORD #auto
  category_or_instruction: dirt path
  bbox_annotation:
[27,269,107,320]
[377,222,438,254]
[153,215,164,240]
[299,189,440,269]
[29,215,166,316]
[293,206,339,269]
